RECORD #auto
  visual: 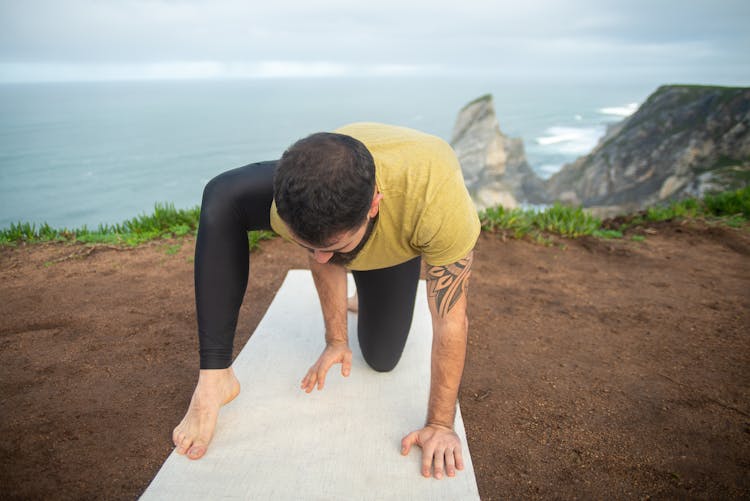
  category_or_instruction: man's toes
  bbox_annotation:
[188,442,207,459]
[176,435,193,455]
[172,428,185,448]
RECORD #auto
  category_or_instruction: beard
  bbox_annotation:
[327,215,377,266]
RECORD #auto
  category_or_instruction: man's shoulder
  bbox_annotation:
[335,122,448,149]
[335,122,414,135]
[337,123,457,175]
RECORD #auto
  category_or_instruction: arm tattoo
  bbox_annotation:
[426,254,473,318]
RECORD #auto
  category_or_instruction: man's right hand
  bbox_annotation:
[300,342,352,392]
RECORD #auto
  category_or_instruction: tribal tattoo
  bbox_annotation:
[426,253,473,318]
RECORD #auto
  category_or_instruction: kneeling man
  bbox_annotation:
[173,122,480,479]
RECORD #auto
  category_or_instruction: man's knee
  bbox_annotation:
[359,334,406,373]
[362,353,400,373]
[200,172,238,226]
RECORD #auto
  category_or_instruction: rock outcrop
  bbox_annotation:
[450,94,547,210]
[546,85,750,214]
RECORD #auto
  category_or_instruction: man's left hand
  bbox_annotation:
[401,424,464,479]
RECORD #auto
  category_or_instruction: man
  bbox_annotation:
[173,122,480,480]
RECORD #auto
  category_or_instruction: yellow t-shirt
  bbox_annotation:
[270,122,480,271]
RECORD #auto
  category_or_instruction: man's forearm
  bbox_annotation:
[309,258,349,345]
[424,252,473,429]
[427,316,468,428]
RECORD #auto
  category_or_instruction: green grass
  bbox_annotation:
[164,243,182,256]
[535,204,601,238]
[2,187,748,249]
[645,197,701,222]
[480,203,604,240]
[247,230,276,250]
[704,186,750,218]
[635,186,750,226]
[593,229,623,239]
[480,186,749,242]
[0,202,275,251]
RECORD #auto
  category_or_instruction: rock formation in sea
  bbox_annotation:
[450,94,547,210]
[545,85,750,215]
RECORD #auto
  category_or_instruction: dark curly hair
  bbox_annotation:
[273,132,376,247]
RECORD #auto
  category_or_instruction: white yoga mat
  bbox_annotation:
[142,270,480,500]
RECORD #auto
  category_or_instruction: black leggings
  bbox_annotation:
[195,161,421,371]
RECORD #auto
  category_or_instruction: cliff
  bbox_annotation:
[545,85,750,214]
[450,94,547,210]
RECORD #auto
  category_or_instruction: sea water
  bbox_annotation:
[0,77,651,229]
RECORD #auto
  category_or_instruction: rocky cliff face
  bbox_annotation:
[546,85,750,214]
[450,94,547,210]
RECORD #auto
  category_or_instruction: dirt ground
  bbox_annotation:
[1,219,749,500]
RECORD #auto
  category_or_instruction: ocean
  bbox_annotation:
[0,77,653,229]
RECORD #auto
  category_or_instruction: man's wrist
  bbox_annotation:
[325,338,349,348]
[425,420,454,431]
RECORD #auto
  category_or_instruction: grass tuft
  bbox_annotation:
[0,202,276,251]
[703,186,750,218]
[593,229,623,239]
[480,203,603,240]
[535,203,601,238]
[481,186,749,242]
[248,230,276,251]
[637,186,749,225]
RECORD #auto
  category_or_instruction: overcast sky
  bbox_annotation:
[0,0,748,83]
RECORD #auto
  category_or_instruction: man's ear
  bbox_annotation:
[368,192,383,218]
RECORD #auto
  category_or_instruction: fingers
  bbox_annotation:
[445,450,456,477]
[422,443,436,478]
[401,431,418,456]
[317,363,328,390]
[300,360,333,392]
[301,346,352,392]
[454,446,465,471]
[401,427,463,479]
[300,366,318,393]
[341,351,352,377]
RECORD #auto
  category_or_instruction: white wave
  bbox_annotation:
[536,130,581,146]
[599,102,639,117]
[535,125,605,155]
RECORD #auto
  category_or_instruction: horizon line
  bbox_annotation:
[0,60,442,83]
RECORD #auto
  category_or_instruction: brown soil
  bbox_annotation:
[1,219,749,500]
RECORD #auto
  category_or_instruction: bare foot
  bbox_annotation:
[172,367,240,460]
[347,292,358,313]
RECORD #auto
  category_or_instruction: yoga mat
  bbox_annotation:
[141,270,480,500]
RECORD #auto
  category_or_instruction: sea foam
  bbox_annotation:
[598,102,639,117]
[535,125,605,155]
